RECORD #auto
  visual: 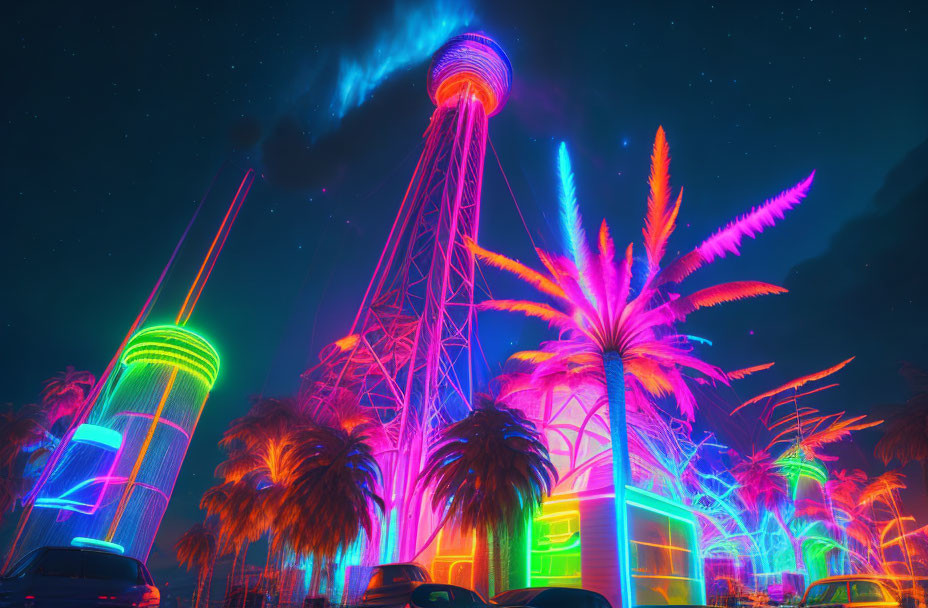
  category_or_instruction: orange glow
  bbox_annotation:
[433,74,498,114]
[431,528,477,590]
[334,334,360,351]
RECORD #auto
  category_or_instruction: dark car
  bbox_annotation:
[359,563,431,607]
[491,587,612,608]
[408,584,487,607]
[0,546,160,608]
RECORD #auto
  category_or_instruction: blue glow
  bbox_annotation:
[71,424,122,451]
[557,142,587,271]
[684,334,713,346]
[331,0,473,120]
[71,537,125,554]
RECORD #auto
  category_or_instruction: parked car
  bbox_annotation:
[0,546,160,607]
[491,587,612,608]
[408,583,487,607]
[800,575,900,608]
[359,563,431,607]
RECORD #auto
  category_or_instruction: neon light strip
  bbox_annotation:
[122,339,218,376]
[71,537,125,554]
[105,367,177,542]
[114,411,190,440]
[59,476,127,500]
[121,355,213,388]
[531,536,581,553]
[632,574,700,581]
[176,169,254,325]
[71,424,122,451]
[35,498,95,512]
[121,325,220,387]
[180,170,254,325]
[631,540,692,552]
[627,500,699,526]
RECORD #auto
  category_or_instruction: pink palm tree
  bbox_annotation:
[40,366,95,429]
[469,126,812,608]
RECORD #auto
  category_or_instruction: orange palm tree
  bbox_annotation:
[860,471,920,581]
[176,522,218,608]
[827,469,876,571]
[273,424,383,595]
[469,127,812,607]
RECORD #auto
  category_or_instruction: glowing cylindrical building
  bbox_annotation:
[22,326,219,559]
[9,169,252,564]
[306,33,511,562]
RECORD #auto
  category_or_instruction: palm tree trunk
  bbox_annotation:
[474,527,490,599]
[603,350,634,608]
[227,546,239,599]
[205,560,214,608]
[309,560,323,598]
[491,528,504,597]
[195,570,204,608]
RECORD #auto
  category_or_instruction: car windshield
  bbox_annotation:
[3,550,41,578]
[851,581,886,602]
[28,549,144,583]
[81,551,144,583]
[807,582,849,605]
[33,550,82,578]
[492,589,540,605]
[371,564,427,586]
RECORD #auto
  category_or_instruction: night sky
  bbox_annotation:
[3,1,927,577]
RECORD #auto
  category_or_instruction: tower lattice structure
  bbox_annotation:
[303,33,511,560]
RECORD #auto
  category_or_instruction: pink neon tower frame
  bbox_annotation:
[304,33,511,560]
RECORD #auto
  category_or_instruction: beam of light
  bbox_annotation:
[176,169,255,326]
[330,0,473,120]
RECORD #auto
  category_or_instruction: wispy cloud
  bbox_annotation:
[330,0,473,121]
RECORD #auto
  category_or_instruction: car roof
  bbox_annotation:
[495,587,605,598]
[809,575,894,584]
[40,546,140,559]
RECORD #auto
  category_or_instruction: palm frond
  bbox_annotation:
[698,172,814,263]
[733,356,855,414]
[672,281,787,318]
[466,238,564,299]
[557,142,592,280]
[643,126,681,269]
[727,362,775,380]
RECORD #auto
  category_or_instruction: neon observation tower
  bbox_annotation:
[7,170,255,563]
[304,33,511,562]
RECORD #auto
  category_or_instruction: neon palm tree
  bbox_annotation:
[469,126,813,608]
[421,393,557,597]
[40,366,95,430]
[175,522,218,608]
[274,424,383,596]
